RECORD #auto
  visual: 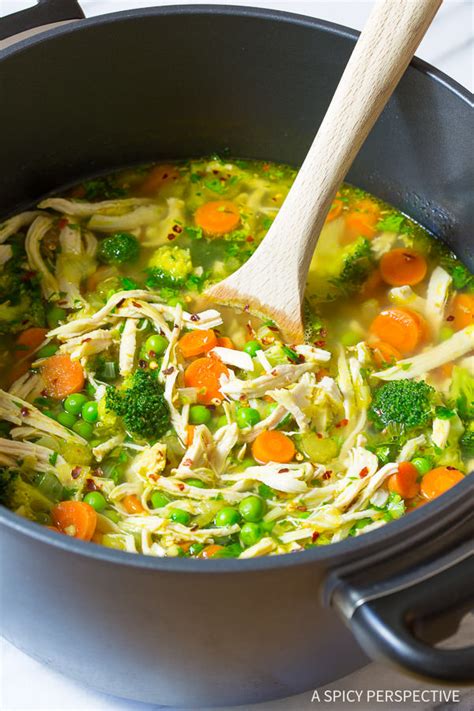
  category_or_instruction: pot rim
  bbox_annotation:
[0,3,472,573]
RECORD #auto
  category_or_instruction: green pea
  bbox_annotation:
[169,508,191,525]
[261,520,275,532]
[151,491,170,509]
[239,495,265,522]
[214,507,241,527]
[216,415,229,429]
[82,401,99,423]
[243,340,262,357]
[189,404,211,425]
[56,411,77,428]
[84,491,107,512]
[145,334,168,357]
[240,522,262,547]
[411,456,432,476]
[186,478,206,488]
[73,421,94,440]
[103,509,120,523]
[439,326,454,342]
[63,393,88,415]
[236,407,261,429]
[37,343,59,359]
[47,305,67,329]
[340,330,360,347]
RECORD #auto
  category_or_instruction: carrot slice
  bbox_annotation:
[201,544,224,559]
[40,354,85,399]
[138,164,180,196]
[369,340,402,368]
[186,424,196,447]
[51,501,97,541]
[343,198,380,243]
[178,329,217,359]
[450,294,474,331]
[325,195,343,223]
[123,494,145,514]
[195,200,240,236]
[16,327,49,353]
[388,461,420,499]
[184,356,229,404]
[369,308,423,355]
[215,336,235,349]
[252,430,295,464]
[420,467,464,500]
[380,248,427,286]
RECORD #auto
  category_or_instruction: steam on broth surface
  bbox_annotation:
[0,157,472,558]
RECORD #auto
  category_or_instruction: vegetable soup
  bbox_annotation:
[0,157,472,558]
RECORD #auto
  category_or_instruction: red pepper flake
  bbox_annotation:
[20,407,30,417]
[190,525,200,532]
[271,369,278,376]
[244,304,250,312]
[212,170,220,175]
[172,224,182,233]
[262,163,270,172]
[138,359,147,369]
[167,234,176,241]
[92,468,104,477]
[403,252,416,261]
[162,366,174,375]
[58,218,68,229]
[132,301,142,308]
[177,483,185,491]
[81,337,92,344]
[312,531,320,542]
[278,468,290,473]
[322,470,332,480]
[190,314,200,322]
[148,350,156,359]
[446,315,455,322]
[85,478,98,491]
[446,466,457,470]
[116,298,126,308]
[335,418,349,429]
[71,466,82,479]
[315,432,323,439]
[182,459,193,467]
[359,467,369,478]
[296,505,307,512]
[314,340,326,348]
[20,271,35,283]
[268,326,279,332]
[246,235,254,243]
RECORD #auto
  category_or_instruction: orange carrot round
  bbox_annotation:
[195,200,240,236]
[51,501,97,541]
[420,467,464,500]
[16,327,49,353]
[388,461,420,499]
[178,329,217,359]
[123,494,145,514]
[369,308,424,355]
[380,248,427,286]
[184,356,229,404]
[40,354,85,399]
[450,294,474,331]
[342,198,380,243]
[325,195,343,223]
[369,340,402,367]
[252,430,295,464]
[138,164,180,195]
[201,544,224,559]
[215,336,235,349]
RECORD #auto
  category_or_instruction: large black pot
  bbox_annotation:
[0,2,473,707]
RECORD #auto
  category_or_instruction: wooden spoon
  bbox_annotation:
[206,0,442,342]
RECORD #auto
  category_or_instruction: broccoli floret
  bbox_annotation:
[0,467,54,521]
[146,245,193,289]
[105,369,171,442]
[459,420,474,457]
[329,238,374,296]
[98,233,140,265]
[450,366,474,420]
[0,241,45,334]
[369,379,435,432]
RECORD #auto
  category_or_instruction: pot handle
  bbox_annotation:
[0,0,84,41]
[330,535,474,683]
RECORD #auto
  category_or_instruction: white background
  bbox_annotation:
[0,1,473,710]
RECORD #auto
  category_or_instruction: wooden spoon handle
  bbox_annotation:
[262,0,442,281]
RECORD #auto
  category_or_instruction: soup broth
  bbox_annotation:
[0,156,472,558]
